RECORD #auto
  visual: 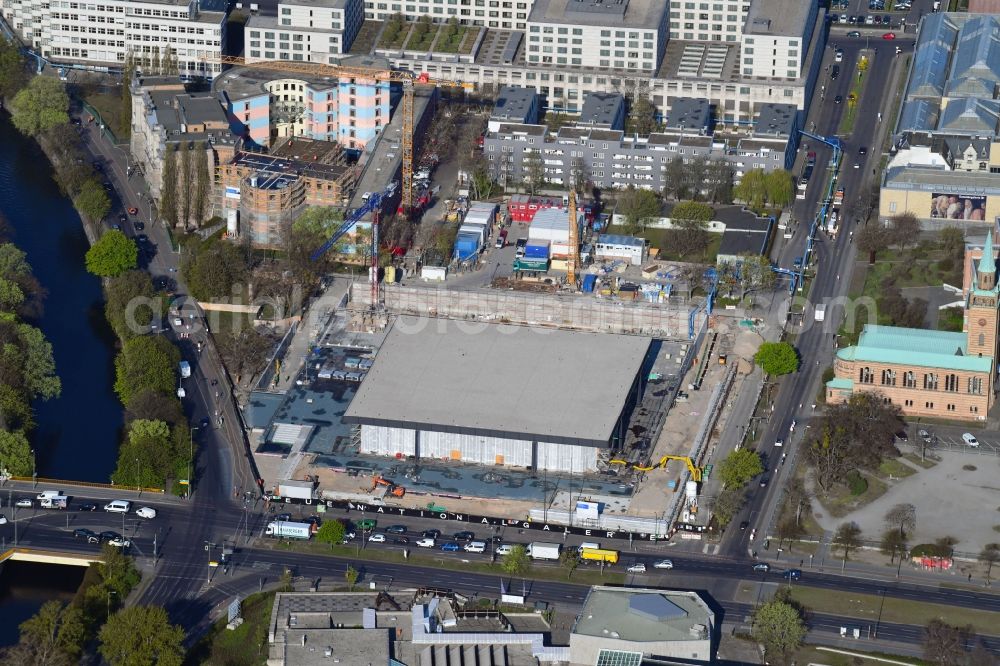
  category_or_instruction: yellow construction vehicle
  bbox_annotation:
[609,455,703,482]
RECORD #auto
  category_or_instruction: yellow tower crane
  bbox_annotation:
[567,188,579,286]
[200,56,472,214]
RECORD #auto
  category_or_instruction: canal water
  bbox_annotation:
[0,561,86,647]
[0,117,122,482]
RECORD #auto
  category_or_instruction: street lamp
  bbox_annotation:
[188,427,199,499]
[205,541,216,584]
[30,449,36,488]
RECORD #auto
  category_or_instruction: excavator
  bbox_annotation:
[609,455,703,483]
[370,474,406,497]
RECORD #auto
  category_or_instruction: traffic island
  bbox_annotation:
[838,52,873,136]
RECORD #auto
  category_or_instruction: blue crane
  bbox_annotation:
[310,183,396,261]
[795,129,843,285]
[688,267,719,339]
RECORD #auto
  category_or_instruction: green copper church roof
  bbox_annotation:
[836,325,992,373]
[979,229,996,276]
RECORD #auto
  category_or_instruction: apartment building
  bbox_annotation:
[1,0,227,77]
[484,92,799,190]
[362,0,532,30]
[129,75,236,223]
[524,0,669,73]
[669,0,750,42]
[740,0,817,80]
[245,0,364,62]
[214,57,392,151]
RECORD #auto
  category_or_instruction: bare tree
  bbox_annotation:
[833,521,863,568]
[522,150,545,194]
[923,619,972,666]
[569,156,590,194]
[885,503,916,539]
[978,543,1000,583]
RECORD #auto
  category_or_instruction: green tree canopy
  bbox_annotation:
[2,599,87,665]
[17,322,61,400]
[733,169,767,210]
[752,598,807,664]
[10,77,69,136]
[316,520,347,547]
[0,383,35,432]
[763,170,795,208]
[501,544,530,577]
[617,188,661,235]
[670,201,714,223]
[626,95,658,135]
[113,335,180,406]
[711,487,746,528]
[754,341,799,376]
[0,37,26,99]
[75,179,112,223]
[99,606,185,666]
[718,448,764,488]
[124,387,185,427]
[180,236,248,302]
[112,418,175,488]
[0,428,33,476]
[294,206,345,236]
[86,230,138,278]
[104,270,159,341]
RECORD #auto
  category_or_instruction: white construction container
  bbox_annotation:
[464,202,499,227]
[528,208,571,244]
[459,223,487,245]
[421,266,447,281]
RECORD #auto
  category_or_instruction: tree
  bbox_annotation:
[569,156,590,193]
[501,544,530,577]
[521,150,545,194]
[922,619,973,666]
[754,341,799,376]
[86,229,138,278]
[776,516,805,550]
[880,528,908,564]
[10,77,69,136]
[671,201,713,224]
[885,503,916,539]
[857,223,891,264]
[705,159,734,204]
[99,606,185,666]
[75,179,112,224]
[180,236,248,302]
[293,206,345,237]
[179,141,192,229]
[617,188,660,235]
[124,388,184,427]
[711,487,746,528]
[111,419,174,488]
[752,598,806,665]
[316,520,347,547]
[626,95,658,135]
[215,325,272,382]
[763,170,795,208]
[0,384,35,432]
[661,156,688,200]
[889,212,920,250]
[17,323,61,400]
[160,144,178,229]
[559,549,580,579]
[0,36,27,99]
[193,143,210,226]
[105,270,158,341]
[113,335,180,406]
[4,600,87,665]
[733,169,767,210]
[718,448,764,488]
[733,254,776,300]
[978,543,1000,583]
[833,521,863,566]
[0,429,33,477]
[345,565,359,590]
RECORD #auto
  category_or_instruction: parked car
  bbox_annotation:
[627,563,647,574]
[136,507,157,519]
[385,525,407,534]
[495,544,514,556]
[15,498,32,508]
[753,563,770,572]
[962,433,980,447]
[653,559,674,570]
[918,429,932,443]
[368,533,387,543]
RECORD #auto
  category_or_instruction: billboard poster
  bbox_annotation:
[930,193,986,221]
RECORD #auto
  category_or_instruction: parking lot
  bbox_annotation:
[904,424,1000,457]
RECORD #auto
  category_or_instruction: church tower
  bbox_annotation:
[968,230,999,358]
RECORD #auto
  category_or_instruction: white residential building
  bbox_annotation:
[0,0,227,78]
[669,0,751,42]
[740,0,818,80]
[245,0,364,63]
[362,0,532,31]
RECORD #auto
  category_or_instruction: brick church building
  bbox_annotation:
[826,232,999,421]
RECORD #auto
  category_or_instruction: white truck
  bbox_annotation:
[179,361,191,379]
[39,494,68,509]
[276,480,314,501]
[525,542,561,561]
[265,521,313,540]
[814,303,826,322]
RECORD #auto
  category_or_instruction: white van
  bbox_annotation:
[578,542,600,554]
[104,500,131,514]
[463,541,487,553]
[495,544,514,556]
[37,490,64,500]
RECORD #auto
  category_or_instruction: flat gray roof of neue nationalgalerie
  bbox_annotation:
[343,317,651,447]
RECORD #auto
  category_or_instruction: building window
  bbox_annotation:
[971,405,979,413]
[904,399,913,406]
[947,404,956,411]
[925,402,934,409]
[923,373,938,390]
[979,333,985,347]
[859,367,873,384]
[596,650,643,666]
[881,369,895,386]
[903,371,916,388]
[969,376,983,394]
[944,374,959,392]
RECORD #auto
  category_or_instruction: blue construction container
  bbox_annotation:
[524,240,550,259]
[581,274,597,293]
[454,233,481,260]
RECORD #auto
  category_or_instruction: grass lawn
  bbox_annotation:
[877,458,917,480]
[838,55,871,136]
[82,91,128,140]
[938,306,964,332]
[902,452,938,468]
[817,473,889,519]
[265,539,626,586]
[608,224,722,263]
[409,25,437,51]
[435,25,471,53]
[793,645,927,666]
[186,591,275,666]
[378,22,410,50]
[787,585,1000,636]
